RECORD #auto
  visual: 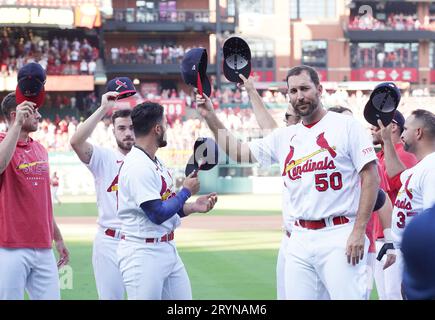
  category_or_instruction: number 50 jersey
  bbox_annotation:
[249,111,378,222]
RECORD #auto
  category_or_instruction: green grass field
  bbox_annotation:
[52,196,378,300]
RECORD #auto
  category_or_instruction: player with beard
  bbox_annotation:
[369,111,417,300]
[117,102,217,299]
[70,91,135,299]
[197,65,379,299]
[0,91,69,299]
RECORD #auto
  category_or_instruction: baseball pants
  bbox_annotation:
[285,221,369,300]
[92,227,126,300]
[366,252,376,300]
[276,233,289,300]
[373,240,403,300]
[117,238,192,300]
[0,248,60,300]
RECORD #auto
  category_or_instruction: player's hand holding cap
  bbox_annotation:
[363,82,401,127]
[180,48,211,97]
[106,77,137,100]
[185,137,219,177]
[223,36,251,83]
[15,62,46,108]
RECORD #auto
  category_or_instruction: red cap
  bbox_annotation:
[16,84,46,108]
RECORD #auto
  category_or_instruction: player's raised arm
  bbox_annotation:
[377,119,407,178]
[196,93,256,164]
[0,100,36,174]
[238,74,278,130]
[70,91,118,164]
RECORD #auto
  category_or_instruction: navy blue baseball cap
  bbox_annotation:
[15,62,46,108]
[185,137,219,176]
[391,110,405,131]
[402,205,435,300]
[364,82,401,127]
[223,36,251,83]
[181,48,211,97]
[106,77,136,100]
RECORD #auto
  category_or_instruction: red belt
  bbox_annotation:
[121,231,175,243]
[295,216,349,230]
[105,228,122,239]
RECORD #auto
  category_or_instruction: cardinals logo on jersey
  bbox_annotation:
[282,133,337,180]
[281,146,295,176]
[107,175,119,192]
[404,174,413,200]
[160,176,175,201]
[316,132,336,158]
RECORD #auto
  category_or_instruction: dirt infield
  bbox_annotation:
[57,215,283,231]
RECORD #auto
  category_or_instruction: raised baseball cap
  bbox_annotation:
[402,205,435,300]
[185,137,219,176]
[181,48,211,97]
[106,77,136,100]
[223,36,251,83]
[364,82,401,127]
[15,62,46,108]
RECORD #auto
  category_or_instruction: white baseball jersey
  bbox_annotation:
[391,152,435,249]
[249,111,377,221]
[86,145,125,229]
[117,146,180,239]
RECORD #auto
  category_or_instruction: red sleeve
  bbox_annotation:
[399,151,418,169]
[388,173,402,192]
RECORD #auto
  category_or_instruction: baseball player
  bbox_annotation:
[197,65,380,299]
[370,110,417,300]
[0,92,69,299]
[377,109,435,297]
[70,91,133,299]
[238,74,302,300]
[116,102,217,300]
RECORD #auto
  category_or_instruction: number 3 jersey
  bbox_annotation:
[249,111,377,223]
[391,152,435,249]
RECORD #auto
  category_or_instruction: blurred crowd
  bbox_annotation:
[113,7,215,24]
[348,13,435,31]
[351,43,417,68]
[0,28,99,76]
[108,44,190,65]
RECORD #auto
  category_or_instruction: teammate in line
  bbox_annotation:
[370,110,417,300]
[117,102,218,299]
[70,91,134,299]
[378,109,435,298]
[0,92,69,299]
[239,74,394,300]
[198,65,379,299]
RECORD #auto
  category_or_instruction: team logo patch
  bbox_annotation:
[115,79,128,91]
[282,132,337,177]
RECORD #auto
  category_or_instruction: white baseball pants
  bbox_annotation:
[285,222,369,300]
[117,238,191,300]
[373,240,403,300]
[276,233,289,300]
[0,248,60,300]
[92,227,126,300]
